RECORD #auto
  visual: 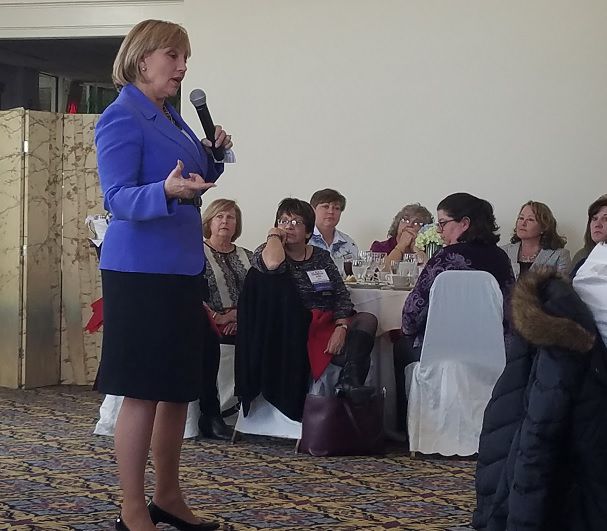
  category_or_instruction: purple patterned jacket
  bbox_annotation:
[402,242,515,345]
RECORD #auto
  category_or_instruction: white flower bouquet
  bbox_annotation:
[415,224,443,258]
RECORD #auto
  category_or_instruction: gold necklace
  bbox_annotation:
[162,104,179,128]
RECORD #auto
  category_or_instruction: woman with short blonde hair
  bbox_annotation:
[112,19,191,89]
[202,198,242,241]
[198,199,251,440]
[94,18,232,531]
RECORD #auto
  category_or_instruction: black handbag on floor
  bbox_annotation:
[297,392,385,456]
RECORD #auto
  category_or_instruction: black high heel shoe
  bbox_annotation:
[147,500,219,530]
[115,514,130,531]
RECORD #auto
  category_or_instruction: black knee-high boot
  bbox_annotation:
[335,329,376,402]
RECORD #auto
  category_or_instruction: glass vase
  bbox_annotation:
[425,243,440,259]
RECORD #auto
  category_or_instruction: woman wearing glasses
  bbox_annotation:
[236,198,377,422]
[370,203,434,263]
[392,193,514,433]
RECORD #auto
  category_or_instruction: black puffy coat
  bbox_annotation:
[473,269,607,531]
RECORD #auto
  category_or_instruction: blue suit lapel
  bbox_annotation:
[120,85,204,171]
[168,104,206,162]
[152,109,202,167]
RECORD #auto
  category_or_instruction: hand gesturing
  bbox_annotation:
[164,159,216,200]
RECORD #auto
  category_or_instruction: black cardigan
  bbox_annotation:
[235,267,312,421]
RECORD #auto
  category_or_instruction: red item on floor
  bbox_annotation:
[84,297,104,333]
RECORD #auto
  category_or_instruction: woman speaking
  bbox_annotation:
[94,20,232,531]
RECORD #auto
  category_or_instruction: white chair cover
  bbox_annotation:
[233,364,343,440]
[234,396,303,440]
[573,242,607,346]
[94,344,237,439]
[405,270,506,456]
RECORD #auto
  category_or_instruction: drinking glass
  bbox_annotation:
[342,253,354,277]
[333,256,345,278]
[390,260,403,275]
[374,252,387,272]
[351,259,367,282]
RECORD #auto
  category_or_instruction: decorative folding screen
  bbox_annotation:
[0,109,102,388]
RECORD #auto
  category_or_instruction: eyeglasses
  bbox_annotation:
[400,218,425,227]
[277,218,305,227]
[436,219,458,231]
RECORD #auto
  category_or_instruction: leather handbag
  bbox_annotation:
[297,392,385,456]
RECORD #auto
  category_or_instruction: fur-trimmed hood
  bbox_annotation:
[512,267,596,353]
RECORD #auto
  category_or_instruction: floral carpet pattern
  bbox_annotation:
[0,387,476,530]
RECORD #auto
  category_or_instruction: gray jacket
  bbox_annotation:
[501,242,571,279]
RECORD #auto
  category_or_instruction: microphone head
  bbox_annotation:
[189,88,207,107]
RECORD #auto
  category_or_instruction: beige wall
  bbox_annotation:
[2,0,605,252]
[181,0,607,253]
[0,0,182,38]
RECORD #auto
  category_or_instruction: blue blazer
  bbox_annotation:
[96,84,223,275]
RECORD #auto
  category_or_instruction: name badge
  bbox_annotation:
[307,269,332,292]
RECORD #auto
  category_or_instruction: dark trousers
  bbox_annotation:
[393,334,421,432]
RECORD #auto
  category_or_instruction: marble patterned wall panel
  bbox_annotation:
[0,109,24,388]
[82,115,103,384]
[61,114,102,385]
[22,111,62,387]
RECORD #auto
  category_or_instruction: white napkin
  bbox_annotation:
[85,214,109,247]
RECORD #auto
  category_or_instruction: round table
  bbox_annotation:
[348,286,409,336]
[348,286,410,439]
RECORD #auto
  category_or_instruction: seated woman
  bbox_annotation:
[473,265,607,531]
[392,192,514,432]
[198,199,252,439]
[236,198,378,422]
[501,200,570,279]
[370,203,433,266]
[571,195,607,277]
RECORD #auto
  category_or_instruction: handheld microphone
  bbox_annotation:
[189,88,225,162]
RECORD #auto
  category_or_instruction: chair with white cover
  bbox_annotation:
[94,344,237,439]
[232,364,342,441]
[405,270,506,456]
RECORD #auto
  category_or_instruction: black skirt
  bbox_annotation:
[95,269,208,402]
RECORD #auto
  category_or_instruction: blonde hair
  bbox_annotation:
[112,19,191,89]
[202,199,242,242]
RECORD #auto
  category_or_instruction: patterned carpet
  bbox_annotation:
[0,386,476,530]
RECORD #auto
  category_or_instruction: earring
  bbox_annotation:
[141,65,147,71]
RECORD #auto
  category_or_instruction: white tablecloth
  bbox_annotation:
[348,287,409,336]
[349,286,410,439]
